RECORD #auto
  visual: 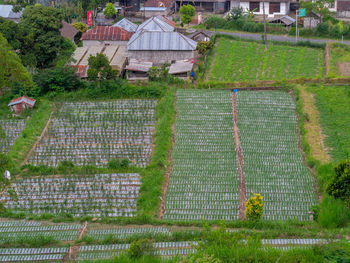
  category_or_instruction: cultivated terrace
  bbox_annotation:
[1,1,350,262]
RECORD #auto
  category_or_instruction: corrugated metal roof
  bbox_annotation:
[128,31,197,51]
[140,7,167,11]
[81,26,133,41]
[136,16,174,32]
[0,5,22,19]
[113,18,138,32]
[126,59,153,72]
[169,60,193,74]
[8,96,36,107]
[71,46,89,66]
[270,15,295,26]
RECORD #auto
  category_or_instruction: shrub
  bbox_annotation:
[197,41,214,55]
[128,238,154,259]
[179,4,195,25]
[245,193,263,221]
[327,160,350,205]
[104,3,116,19]
[107,158,130,169]
[318,195,349,228]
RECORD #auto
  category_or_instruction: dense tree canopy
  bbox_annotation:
[0,18,22,50]
[18,5,67,68]
[0,33,34,94]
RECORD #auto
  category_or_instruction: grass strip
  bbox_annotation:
[7,99,52,166]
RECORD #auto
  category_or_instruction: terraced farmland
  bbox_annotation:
[28,100,156,167]
[208,38,323,81]
[163,90,240,221]
[0,222,81,241]
[1,173,141,217]
[236,91,316,220]
[0,119,26,154]
[164,89,315,222]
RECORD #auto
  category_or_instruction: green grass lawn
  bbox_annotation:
[208,37,323,82]
[308,85,350,162]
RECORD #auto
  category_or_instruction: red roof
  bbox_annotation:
[8,96,36,107]
[143,0,174,8]
[73,65,89,78]
[81,26,133,41]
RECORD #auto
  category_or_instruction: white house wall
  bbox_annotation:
[238,1,289,16]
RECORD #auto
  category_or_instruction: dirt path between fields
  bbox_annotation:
[231,91,246,220]
[159,96,177,219]
[21,110,53,166]
[62,221,88,262]
[298,87,331,164]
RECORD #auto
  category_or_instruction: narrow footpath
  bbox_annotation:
[62,222,88,262]
[231,91,246,220]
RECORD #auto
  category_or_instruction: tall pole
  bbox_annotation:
[262,0,267,51]
[296,9,298,42]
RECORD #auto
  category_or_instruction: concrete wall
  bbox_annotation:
[128,50,195,64]
[304,17,320,28]
[83,40,128,47]
[337,11,350,18]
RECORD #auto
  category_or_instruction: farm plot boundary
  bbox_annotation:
[163,89,316,222]
[205,36,324,83]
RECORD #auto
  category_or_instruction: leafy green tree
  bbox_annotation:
[327,160,350,206]
[0,18,22,50]
[19,5,66,68]
[0,33,34,94]
[104,3,116,18]
[179,4,195,25]
[87,53,118,87]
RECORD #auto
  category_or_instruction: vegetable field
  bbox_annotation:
[164,89,315,221]
[1,173,141,217]
[163,90,240,221]
[28,100,156,167]
[208,38,323,81]
[236,91,316,220]
[0,120,26,154]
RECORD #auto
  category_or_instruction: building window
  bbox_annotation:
[249,2,260,12]
[269,2,280,14]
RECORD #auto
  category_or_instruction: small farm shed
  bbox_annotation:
[8,96,36,114]
[187,30,213,42]
[168,60,194,79]
[127,31,197,64]
[113,18,138,32]
[269,15,295,28]
[81,26,133,46]
[126,59,153,80]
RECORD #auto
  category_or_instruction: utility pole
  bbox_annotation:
[262,0,267,51]
[296,9,298,42]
